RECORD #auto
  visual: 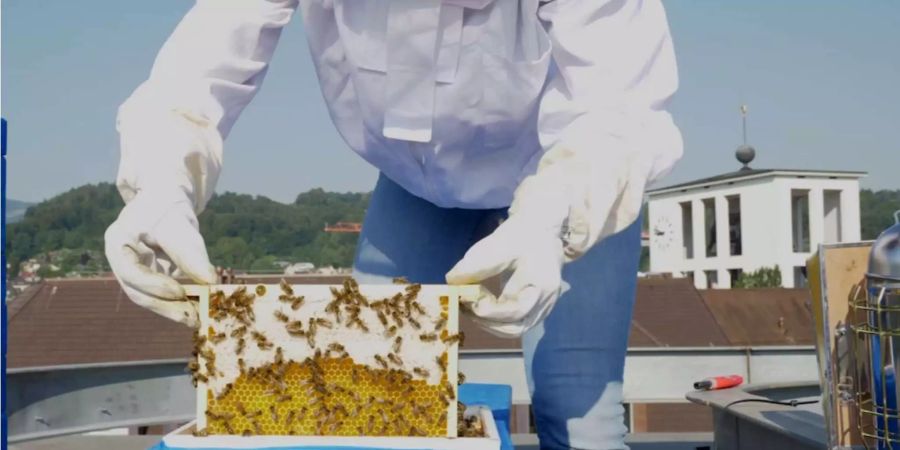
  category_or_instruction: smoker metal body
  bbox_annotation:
[850,212,900,449]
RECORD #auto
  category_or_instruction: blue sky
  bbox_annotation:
[3,1,898,204]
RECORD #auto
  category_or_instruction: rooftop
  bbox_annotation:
[6,275,818,447]
[6,276,814,369]
[647,168,867,196]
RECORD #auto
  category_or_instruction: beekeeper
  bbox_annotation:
[105,0,682,448]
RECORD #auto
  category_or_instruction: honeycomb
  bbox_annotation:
[204,356,453,436]
[189,279,467,437]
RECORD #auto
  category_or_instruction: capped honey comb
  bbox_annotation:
[187,279,475,437]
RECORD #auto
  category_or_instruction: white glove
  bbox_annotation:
[446,143,651,338]
[109,79,224,328]
[104,187,217,328]
[445,162,571,338]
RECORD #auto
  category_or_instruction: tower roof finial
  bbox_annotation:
[736,104,755,170]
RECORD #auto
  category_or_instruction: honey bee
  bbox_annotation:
[236,402,248,416]
[291,297,304,310]
[419,333,438,342]
[384,326,398,338]
[387,352,403,366]
[374,355,389,369]
[444,380,456,400]
[285,409,295,427]
[218,383,233,399]
[458,371,466,385]
[351,367,361,384]
[209,332,227,344]
[315,317,333,329]
[274,310,290,323]
[433,317,447,331]
[192,428,209,437]
[236,338,245,355]
[409,425,427,436]
[334,404,350,419]
[392,336,403,353]
[413,367,430,378]
[403,297,414,317]
[366,415,375,434]
[286,320,305,337]
[251,419,262,435]
[353,317,370,333]
[327,342,346,357]
[442,332,465,346]
[230,326,248,338]
[376,311,389,326]
[436,355,448,372]
[279,278,294,296]
[412,302,426,316]
[269,405,279,423]
[392,276,409,284]
[391,312,405,328]
[241,429,252,437]
[408,316,421,329]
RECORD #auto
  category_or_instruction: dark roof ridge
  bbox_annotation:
[648,168,866,194]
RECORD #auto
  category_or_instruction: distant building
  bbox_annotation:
[284,262,316,275]
[647,148,865,289]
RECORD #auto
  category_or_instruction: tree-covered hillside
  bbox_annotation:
[6,184,369,277]
[5,184,899,278]
[861,189,900,239]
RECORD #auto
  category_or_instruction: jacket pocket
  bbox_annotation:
[477,0,552,149]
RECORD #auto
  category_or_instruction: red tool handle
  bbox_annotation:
[693,375,744,390]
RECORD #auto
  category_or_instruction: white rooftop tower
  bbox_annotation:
[647,106,866,289]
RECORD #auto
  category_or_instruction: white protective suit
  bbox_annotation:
[107,0,682,333]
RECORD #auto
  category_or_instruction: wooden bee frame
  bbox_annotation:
[186,282,480,438]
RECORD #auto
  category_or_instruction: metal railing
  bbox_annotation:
[7,359,194,444]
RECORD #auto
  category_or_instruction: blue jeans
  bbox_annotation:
[353,174,641,450]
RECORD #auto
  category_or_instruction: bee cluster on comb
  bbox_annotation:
[188,279,482,438]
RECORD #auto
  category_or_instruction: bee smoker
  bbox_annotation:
[851,211,900,449]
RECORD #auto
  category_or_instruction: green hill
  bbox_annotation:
[5,184,368,278]
[5,184,899,278]
[861,189,900,240]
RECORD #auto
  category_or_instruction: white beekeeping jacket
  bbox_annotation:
[116,0,682,243]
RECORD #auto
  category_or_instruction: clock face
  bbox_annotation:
[653,217,675,250]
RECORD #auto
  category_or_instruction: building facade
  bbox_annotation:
[647,169,865,289]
